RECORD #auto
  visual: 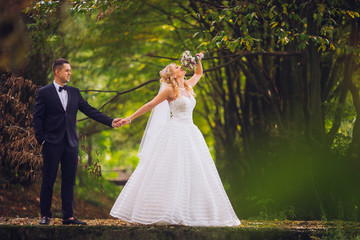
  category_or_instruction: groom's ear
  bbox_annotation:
[54,68,60,76]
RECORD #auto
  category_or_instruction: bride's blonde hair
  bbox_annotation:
[159,63,195,98]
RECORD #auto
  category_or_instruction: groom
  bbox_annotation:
[33,58,121,225]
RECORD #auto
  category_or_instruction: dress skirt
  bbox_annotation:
[110,119,240,227]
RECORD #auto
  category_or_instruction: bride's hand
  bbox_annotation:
[195,51,204,61]
[119,117,131,126]
[119,119,127,126]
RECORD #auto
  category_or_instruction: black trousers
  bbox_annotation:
[40,134,78,219]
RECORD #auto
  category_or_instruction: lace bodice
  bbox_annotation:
[169,94,196,124]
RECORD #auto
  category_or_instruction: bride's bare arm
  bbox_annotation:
[120,86,173,125]
[186,53,203,88]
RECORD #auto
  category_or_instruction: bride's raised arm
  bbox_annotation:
[120,86,174,125]
[186,53,203,88]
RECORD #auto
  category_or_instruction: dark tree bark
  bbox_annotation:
[307,1,325,143]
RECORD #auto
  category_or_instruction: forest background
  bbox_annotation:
[1,0,359,221]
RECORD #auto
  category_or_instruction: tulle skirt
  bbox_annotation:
[110,119,240,226]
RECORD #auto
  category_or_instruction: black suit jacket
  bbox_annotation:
[33,83,113,147]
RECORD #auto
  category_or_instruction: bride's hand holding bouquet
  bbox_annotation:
[180,51,204,71]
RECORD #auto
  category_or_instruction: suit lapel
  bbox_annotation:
[66,86,71,111]
[50,83,65,112]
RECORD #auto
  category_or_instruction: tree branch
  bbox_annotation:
[78,57,240,122]
[203,55,242,73]
[78,78,159,122]
[78,51,300,122]
[145,51,302,61]
[145,3,195,27]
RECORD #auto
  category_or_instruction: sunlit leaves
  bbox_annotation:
[346,10,360,19]
[24,0,60,16]
[161,24,175,31]
[193,0,359,54]
[270,21,278,29]
[71,0,131,20]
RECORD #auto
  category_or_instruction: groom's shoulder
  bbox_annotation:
[67,85,80,94]
[37,83,53,93]
[67,85,79,91]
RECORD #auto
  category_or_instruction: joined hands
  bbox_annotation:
[112,118,123,128]
[112,117,131,128]
[119,117,131,126]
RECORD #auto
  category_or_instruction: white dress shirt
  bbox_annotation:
[53,81,68,110]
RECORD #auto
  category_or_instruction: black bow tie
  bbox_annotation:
[59,85,68,92]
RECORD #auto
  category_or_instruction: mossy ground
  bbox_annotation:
[0,218,359,240]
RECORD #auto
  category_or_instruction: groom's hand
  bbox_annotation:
[112,118,123,128]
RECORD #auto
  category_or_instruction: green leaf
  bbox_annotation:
[271,22,278,29]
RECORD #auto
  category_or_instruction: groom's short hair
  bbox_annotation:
[52,58,69,74]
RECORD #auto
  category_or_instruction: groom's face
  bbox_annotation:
[56,63,71,84]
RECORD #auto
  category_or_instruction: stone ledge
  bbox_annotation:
[0,225,332,240]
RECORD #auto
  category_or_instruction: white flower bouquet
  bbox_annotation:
[180,51,204,70]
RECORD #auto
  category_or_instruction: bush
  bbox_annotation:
[0,72,42,187]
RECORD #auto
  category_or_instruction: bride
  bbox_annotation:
[110,53,240,226]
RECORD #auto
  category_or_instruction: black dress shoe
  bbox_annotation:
[40,217,50,225]
[62,217,87,225]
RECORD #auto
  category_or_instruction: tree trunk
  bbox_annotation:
[343,12,360,162]
[307,4,325,143]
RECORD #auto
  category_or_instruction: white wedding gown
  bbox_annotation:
[110,91,240,226]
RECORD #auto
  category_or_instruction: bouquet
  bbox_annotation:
[180,51,204,70]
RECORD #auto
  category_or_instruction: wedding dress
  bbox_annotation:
[110,88,240,226]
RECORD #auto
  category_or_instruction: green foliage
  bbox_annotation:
[198,1,360,55]
[76,168,122,204]
[248,197,296,221]
[320,221,360,240]
[22,1,66,85]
